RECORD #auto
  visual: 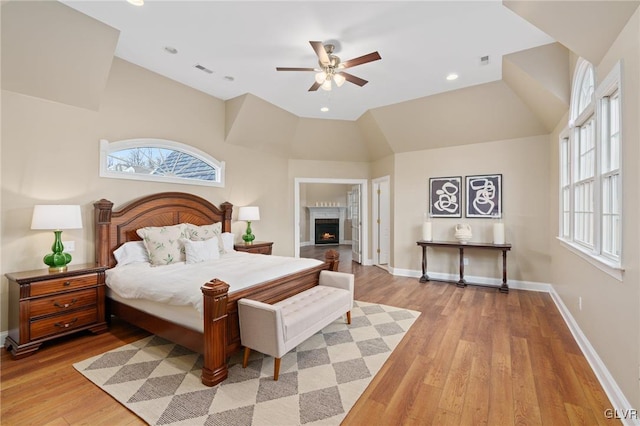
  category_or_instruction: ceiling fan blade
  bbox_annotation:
[276,67,316,72]
[308,81,322,91]
[338,72,368,87]
[310,41,330,65]
[341,51,382,69]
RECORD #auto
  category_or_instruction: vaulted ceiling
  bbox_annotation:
[2,1,639,161]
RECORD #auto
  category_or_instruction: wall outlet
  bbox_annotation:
[63,240,75,252]
[463,257,469,266]
[579,296,582,311]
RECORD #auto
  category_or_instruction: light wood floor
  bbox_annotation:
[1,259,619,425]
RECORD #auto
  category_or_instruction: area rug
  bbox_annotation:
[74,301,420,425]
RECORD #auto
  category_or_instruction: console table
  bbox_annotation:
[416,240,512,293]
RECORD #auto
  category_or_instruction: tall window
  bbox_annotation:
[599,85,621,259]
[559,59,622,271]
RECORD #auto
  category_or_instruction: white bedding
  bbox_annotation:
[105,251,323,316]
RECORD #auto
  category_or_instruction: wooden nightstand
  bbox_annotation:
[234,241,273,255]
[5,263,108,359]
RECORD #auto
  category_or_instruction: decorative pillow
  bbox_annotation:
[221,232,235,253]
[113,241,149,266]
[186,222,225,254]
[186,222,222,241]
[183,237,220,264]
[136,224,189,266]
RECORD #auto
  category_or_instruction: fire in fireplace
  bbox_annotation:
[315,218,339,245]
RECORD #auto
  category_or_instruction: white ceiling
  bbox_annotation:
[60,1,555,121]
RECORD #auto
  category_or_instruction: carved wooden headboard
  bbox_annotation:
[94,192,233,268]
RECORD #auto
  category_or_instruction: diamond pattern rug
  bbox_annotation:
[74,301,420,425]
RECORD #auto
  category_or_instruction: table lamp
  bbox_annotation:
[31,205,83,272]
[238,206,260,244]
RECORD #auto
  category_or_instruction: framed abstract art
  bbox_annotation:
[465,174,502,218]
[429,176,462,218]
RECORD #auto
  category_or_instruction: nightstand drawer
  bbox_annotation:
[234,241,273,255]
[30,307,98,340]
[29,288,97,318]
[30,273,99,297]
[250,245,272,254]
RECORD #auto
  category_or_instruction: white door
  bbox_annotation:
[350,185,362,263]
[374,179,391,265]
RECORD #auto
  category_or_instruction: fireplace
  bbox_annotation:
[315,219,339,245]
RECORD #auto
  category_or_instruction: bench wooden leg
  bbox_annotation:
[242,347,251,368]
[274,358,281,381]
[347,311,351,325]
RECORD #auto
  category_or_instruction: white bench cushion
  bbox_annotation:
[275,285,351,342]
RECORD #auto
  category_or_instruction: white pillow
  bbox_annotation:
[113,241,149,266]
[136,224,189,266]
[221,232,235,253]
[186,222,225,254]
[183,237,220,264]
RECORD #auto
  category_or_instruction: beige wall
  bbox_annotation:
[393,135,551,284]
[548,9,640,408]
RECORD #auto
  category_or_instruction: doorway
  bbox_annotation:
[294,177,368,265]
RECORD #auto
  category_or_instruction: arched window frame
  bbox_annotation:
[100,138,225,188]
[559,58,623,280]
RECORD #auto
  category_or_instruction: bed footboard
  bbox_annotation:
[201,278,230,386]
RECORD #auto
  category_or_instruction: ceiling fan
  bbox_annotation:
[276,41,381,92]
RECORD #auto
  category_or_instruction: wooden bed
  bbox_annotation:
[94,192,339,386]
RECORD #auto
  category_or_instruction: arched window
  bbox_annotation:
[574,61,595,119]
[100,139,225,187]
[559,59,622,278]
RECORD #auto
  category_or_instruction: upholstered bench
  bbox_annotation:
[237,270,354,380]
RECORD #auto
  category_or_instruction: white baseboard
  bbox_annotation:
[1,330,7,347]
[549,287,640,426]
[389,266,637,425]
[389,267,551,292]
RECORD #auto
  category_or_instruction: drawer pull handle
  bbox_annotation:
[54,318,78,329]
[63,281,71,287]
[54,299,77,309]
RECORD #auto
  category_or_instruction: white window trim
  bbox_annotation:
[100,138,225,188]
[557,237,624,281]
[558,60,623,281]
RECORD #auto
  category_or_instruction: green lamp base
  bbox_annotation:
[43,230,72,272]
[242,221,256,245]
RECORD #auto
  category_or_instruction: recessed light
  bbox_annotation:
[126,0,144,6]
[320,107,329,112]
[446,73,459,81]
[164,46,178,55]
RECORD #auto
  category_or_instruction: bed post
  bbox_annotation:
[220,201,233,233]
[201,279,231,386]
[325,249,340,271]
[94,199,114,268]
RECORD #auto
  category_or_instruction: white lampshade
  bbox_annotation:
[31,205,83,230]
[315,72,327,84]
[321,79,332,91]
[334,73,346,87]
[238,206,260,221]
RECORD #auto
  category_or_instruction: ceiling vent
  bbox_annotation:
[195,64,213,74]
[480,55,490,66]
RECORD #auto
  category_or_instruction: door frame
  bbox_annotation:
[294,177,369,264]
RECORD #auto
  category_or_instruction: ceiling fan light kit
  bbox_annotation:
[277,41,381,92]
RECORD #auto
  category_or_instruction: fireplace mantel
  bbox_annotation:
[307,206,347,245]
